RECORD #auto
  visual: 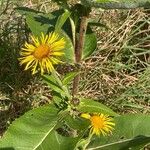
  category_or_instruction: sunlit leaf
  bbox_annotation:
[77,98,118,116]
[82,28,97,59]
[55,10,71,32]
[42,74,65,96]
[0,105,60,150]
[36,131,79,150]
[60,31,75,63]
[65,115,89,130]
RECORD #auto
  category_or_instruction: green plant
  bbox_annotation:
[0,0,150,149]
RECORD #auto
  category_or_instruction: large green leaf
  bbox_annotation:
[60,30,75,63]
[0,105,61,150]
[36,131,78,150]
[77,98,118,116]
[16,7,60,36]
[55,10,71,32]
[87,114,150,150]
[65,114,89,131]
[82,28,97,59]
[81,0,150,9]
[25,14,55,36]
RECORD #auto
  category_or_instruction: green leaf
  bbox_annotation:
[16,7,57,36]
[0,105,60,150]
[87,114,150,150]
[55,10,71,32]
[43,74,71,99]
[36,131,78,150]
[77,98,118,116]
[65,115,89,131]
[52,91,69,109]
[42,74,65,96]
[59,31,75,63]
[25,14,55,36]
[16,7,57,34]
[82,28,97,59]
[81,0,150,9]
[62,72,79,85]
[52,91,64,104]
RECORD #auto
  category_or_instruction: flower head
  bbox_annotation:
[81,113,115,136]
[19,32,65,74]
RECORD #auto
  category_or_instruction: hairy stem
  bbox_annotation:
[72,16,88,96]
[83,133,93,150]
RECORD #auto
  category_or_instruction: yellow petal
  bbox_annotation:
[81,113,91,119]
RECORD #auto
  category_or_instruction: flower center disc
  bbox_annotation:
[90,116,104,128]
[33,44,50,59]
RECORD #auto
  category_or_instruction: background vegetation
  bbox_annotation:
[0,0,149,137]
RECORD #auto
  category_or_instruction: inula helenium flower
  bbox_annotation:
[81,113,115,136]
[19,32,65,74]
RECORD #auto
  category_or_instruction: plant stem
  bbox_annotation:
[83,133,93,150]
[72,15,88,96]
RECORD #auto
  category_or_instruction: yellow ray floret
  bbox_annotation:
[19,32,65,75]
[81,113,115,136]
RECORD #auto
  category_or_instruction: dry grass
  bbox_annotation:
[79,9,150,113]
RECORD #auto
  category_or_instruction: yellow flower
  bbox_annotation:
[81,113,115,136]
[19,32,65,75]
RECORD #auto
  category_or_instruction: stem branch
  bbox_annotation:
[72,15,88,96]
